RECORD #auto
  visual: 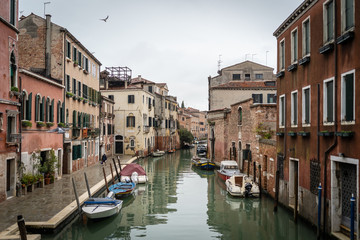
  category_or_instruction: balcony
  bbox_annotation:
[7,133,21,144]
[143,126,150,133]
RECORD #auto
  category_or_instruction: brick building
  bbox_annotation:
[0,0,20,202]
[274,0,359,237]
[178,107,208,140]
[100,95,115,158]
[18,14,102,173]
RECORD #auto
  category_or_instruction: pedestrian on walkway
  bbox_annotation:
[101,153,107,165]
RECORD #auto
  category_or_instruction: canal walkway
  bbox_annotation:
[0,155,137,239]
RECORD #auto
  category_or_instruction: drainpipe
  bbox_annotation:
[323,0,338,235]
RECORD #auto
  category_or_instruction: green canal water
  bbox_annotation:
[43,150,317,240]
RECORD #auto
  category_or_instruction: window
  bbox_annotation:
[107,124,112,135]
[6,116,16,142]
[342,0,354,32]
[165,102,168,109]
[73,110,77,127]
[267,94,276,103]
[72,145,82,160]
[149,117,152,127]
[232,74,241,80]
[323,78,334,123]
[78,82,81,96]
[72,78,77,94]
[108,95,114,101]
[66,75,70,92]
[302,18,310,56]
[291,28,298,63]
[45,98,50,122]
[128,95,135,103]
[10,51,17,88]
[66,41,71,59]
[126,116,135,127]
[302,86,310,125]
[10,0,16,25]
[252,94,263,103]
[245,74,251,80]
[279,39,285,70]
[238,107,242,125]
[291,91,298,126]
[341,70,355,122]
[148,86,153,93]
[324,0,334,43]
[23,92,32,120]
[255,74,263,79]
[130,138,135,148]
[84,57,89,72]
[279,95,285,127]
[78,51,82,67]
[72,46,77,62]
[83,84,88,98]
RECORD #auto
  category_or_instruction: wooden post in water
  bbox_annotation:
[110,163,115,184]
[294,169,298,223]
[117,156,122,171]
[113,158,120,181]
[17,215,27,240]
[259,164,262,198]
[103,167,109,193]
[253,162,256,182]
[72,177,81,213]
[84,172,91,198]
[274,170,280,212]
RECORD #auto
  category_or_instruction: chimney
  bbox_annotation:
[138,75,141,81]
[45,14,52,78]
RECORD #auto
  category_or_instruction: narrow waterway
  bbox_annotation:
[43,150,317,239]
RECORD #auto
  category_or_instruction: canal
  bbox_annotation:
[43,150,317,239]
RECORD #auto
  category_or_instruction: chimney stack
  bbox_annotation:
[45,14,52,78]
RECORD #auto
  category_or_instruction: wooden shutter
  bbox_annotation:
[345,74,354,121]
[73,110,77,126]
[61,102,65,123]
[50,99,54,122]
[305,89,310,124]
[28,93,32,120]
[35,95,39,121]
[41,97,45,121]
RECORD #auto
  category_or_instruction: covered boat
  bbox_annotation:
[225,175,260,197]
[196,144,207,157]
[152,150,165,157]
[217,160,241,181]
[191,156,215,170]
[82,192,123,219]
[108,181,136,198]
[120,163,148,183]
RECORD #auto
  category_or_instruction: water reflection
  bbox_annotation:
[43,150,316,240]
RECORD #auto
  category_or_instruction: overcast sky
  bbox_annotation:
[20,0,303,111]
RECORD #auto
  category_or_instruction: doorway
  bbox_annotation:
[289,158,299,209]
[6,158,15,198]
[115,135,123,154]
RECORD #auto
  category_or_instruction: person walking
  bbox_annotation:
[101,153,107,165]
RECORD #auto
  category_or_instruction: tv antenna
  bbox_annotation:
[44,2,51,17]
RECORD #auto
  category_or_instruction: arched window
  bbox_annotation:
[10,51,17,88]
[45,98,50,122]
[50,99,54,122]
[35,94,41,121]
[238,107,242,125]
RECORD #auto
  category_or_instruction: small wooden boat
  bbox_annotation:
[152,150,165,157]
[225,175,260,197]
[191,156,215,170]
[217,160,241,181]
[82,192,123,219]
[168,149,176,153]
[108,181,136,198]
[120,163,148,184]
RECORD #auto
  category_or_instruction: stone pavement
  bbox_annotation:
[0,155,136,234]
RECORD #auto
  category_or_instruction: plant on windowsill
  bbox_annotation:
[276,132,284,137]
[318,130,334,137]
[79,97,84,102]
[83,99,88,103]
[11,86,19,92]
[83,69,88,74]
[58,122,65,128]
[46,122,54,128]
[335,131,354,138]
[297,131,310,137]
[10,86,21,98]
[255,123,274,139]
[72,95,78,100]
[73,61,78,67]
[287,131,297,137]
[66,92,74,98]
[36,121,45,128]
[21,120,32,128]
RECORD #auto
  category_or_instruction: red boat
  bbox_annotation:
[217,160,242,181]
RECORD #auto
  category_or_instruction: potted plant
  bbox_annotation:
[46,122,54,128]
[335,131,354,137]
[276,132,284,137]
[38,150,59,185]
[58,122,66,128]
[318,130,334,137]
[66,92,74,98]
[297,131,310,137]
[22,120,32,128]
[73,61,79,67]
[36,121,45,128]
[288,131,297,137]
[11,86,19,92]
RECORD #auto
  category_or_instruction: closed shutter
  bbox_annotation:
[327,81,334,122]
[50,99,54,122]
[304,89,310,124]
[28,93,32,120]
[57,101,60,123]
[260,94,263,103]
[41,97,45,121]
[35,95,39,121]
[345,74,354,121]
[73,110,77,126]
[61,102,65,123]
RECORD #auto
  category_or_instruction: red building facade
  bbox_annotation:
[0,0,19,202]
[274,0,359,237]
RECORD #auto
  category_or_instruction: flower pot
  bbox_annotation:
[45,178,51,185]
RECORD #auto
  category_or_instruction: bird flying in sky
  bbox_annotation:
[100,15,109,22]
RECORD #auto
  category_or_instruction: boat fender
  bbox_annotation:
[244,182,252,198]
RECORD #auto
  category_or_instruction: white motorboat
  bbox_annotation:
[152,150,165,157]
[217,160,242,181]
[82,192,123,219]
[225,175,260,198]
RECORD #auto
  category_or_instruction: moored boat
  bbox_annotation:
[217,160,241,181]
[191,156,215,170]
[108,181,136,198]
[152,150,165,157]
[225,175,260,197]
[82,192,123,219]
[168,149,176,153]
[120,163,148,183]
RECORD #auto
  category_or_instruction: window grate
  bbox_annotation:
[277,154,284,179]
[310,159,320,194]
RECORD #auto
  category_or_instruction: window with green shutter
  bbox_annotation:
[57,101,60,123]
[50,99,54,122]
[61,102,65,123]
[27,93,32,120]
[73,79,77,94]
[73,110,77,127]
[78,51,82,67]
[40,97,45,121]
[66,41,71,59]
[72,46,77,62]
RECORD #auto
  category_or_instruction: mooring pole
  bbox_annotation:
[113,158,120,181]
[110,163,115,184]
[317,183,322,239]
[72,177,81,214]
[117,156,122,171]
[274,170,280,212]
[247,160,250,177]
[259,164,262,198]
[102,167,109,193]
[351,193,355,240]
[253,162,256,182]
[294,169,298,223]
[17,215,27,240]
[84,172,91,198]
